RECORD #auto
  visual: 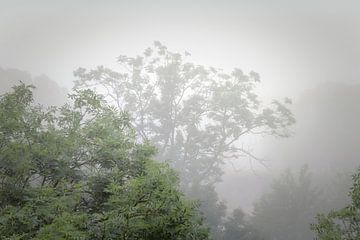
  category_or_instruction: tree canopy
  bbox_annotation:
[74,42,295,189]
[0,84,209,239]
[73,42,295,234]
[252,166,319,240]
[221,208,263,240]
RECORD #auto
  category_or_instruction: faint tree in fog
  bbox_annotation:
[74,41,294,187]
[221,208,264,240]
[252,165,318,240]
[73,41,295,234]
[0,67,67,106]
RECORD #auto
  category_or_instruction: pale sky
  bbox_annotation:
[1,0,360,100]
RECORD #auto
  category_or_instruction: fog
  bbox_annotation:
[1,1,360,239]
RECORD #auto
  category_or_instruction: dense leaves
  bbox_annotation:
[0,84,209,239]
[312,167,360,240]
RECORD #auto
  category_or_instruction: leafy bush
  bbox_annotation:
[0,84,209,239]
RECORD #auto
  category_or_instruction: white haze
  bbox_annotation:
[1,0,360,215]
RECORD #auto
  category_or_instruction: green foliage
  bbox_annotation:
[312,167,360,240]
[92,162,208,240]
[0,84,209,239]
[252,165,318,240]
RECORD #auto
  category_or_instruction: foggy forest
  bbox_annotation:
[1,1,360,239]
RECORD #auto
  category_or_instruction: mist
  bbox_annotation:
[1,1,360,239]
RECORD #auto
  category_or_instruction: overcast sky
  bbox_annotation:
[1,0,360,100]
[2,0,360,215]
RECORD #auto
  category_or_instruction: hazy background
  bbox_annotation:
[2,0,360,98]
[1,0,360,212]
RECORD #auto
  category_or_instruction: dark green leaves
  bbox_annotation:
[0,84,209,239]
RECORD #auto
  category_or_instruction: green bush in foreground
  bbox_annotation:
[0,84,209,239]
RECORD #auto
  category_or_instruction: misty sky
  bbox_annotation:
[1,0,360,100]
[1,0,360,218]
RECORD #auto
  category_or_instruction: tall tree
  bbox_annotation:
[73,41,295,234]
[74,42,294,188]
